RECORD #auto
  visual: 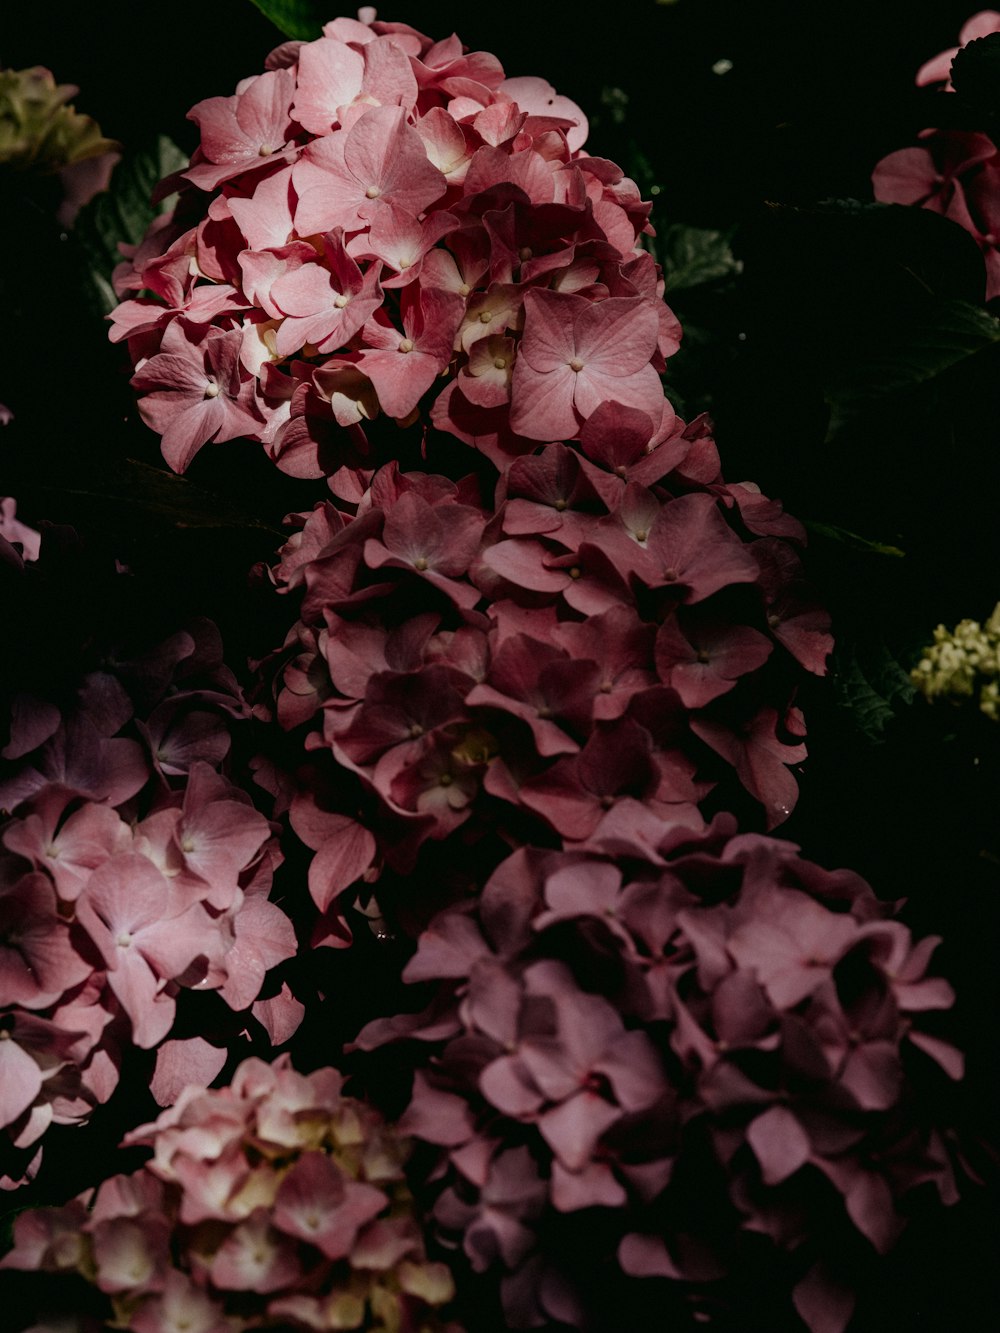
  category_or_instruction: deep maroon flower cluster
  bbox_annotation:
[0,615,298,1186]
[355,815,962,1333]
[111,9,677,476]
[260,418,829,938]
[1,1054,462,1332]
[872,10,1000,298]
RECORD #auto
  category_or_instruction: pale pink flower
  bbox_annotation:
[510,290,665,440]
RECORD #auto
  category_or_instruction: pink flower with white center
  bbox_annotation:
[294,104,448,235]
[273,1151,386,1258]
[2,792,129,902]
[510,290,666,441]
[654,617,773,708]
[74,853,226,1048]
[358,285,464,419]
[210,1208,302,1292]
[184,67,298,192]
[293,32,418,135]
[130,322,262,474]
[362,489,485,606]
[350,202,459,287]
[271,229,384,357]
[168,762,273,910]
[457,334,517,408]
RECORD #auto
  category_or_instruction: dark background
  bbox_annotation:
[2,3,998,1330]
[1,0,985,218]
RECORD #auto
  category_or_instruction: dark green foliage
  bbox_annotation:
[73,136,186,314]
[247,0,324,41]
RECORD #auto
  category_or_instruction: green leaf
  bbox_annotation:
[950,33,1000,123]
[73,135,187,315]
[832,641,917,742]
[247,0,324,40]
[804,520,905,559]
[659,223,741,292]
[824,298,1000,436]
[14,459,283,537]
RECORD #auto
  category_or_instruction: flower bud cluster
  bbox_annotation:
[0,586,297,1184]
[355,815,962,1333]
[872,10,1000,298]
[911,602,1000,718]
[1,1054,462,1332]
[111,9,678,477]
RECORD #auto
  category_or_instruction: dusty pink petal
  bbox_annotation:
[252,983,305,1045]
[210,1209,302,1293]
[0,873,92,1008]
[217,895,297,1012]
[273,1151,386,1258]
[550,1158,626,1211]
[150,1038,228,1107]
[792,1264,856,1333]
[0,1036,44,1128]
[91,1214,170,1293]
[536,1090,621,1171]
[292,35,365,134]
[304,818,377,913]
[746,1105,811,1185]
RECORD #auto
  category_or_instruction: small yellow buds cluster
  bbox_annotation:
[0,65,117,174]
[911,603,1000,720]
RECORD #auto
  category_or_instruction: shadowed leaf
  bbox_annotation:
[74,136,186,315]
[248,0,324,41]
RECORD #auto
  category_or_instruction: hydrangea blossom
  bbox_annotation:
[0,612,298,1187]
[354,816,963,1333]
[110,9,681,477]
[255,427,830,939]
[1,1055,461,1333]
[872,11,1000,298]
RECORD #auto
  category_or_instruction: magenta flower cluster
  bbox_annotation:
[0,596,298,1185]
[355,816,962,1333]
[260,430,830,939]
[1,1054,462,1332]
[872,9,1000,298]
[111,11,678,475]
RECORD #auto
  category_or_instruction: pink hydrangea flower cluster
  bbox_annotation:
[0,618,298,1187]
[1,1054,461,1333]
[355,815,962,1333]
[110,9,680,476]
[872,10,1000,298]
[259,423,829,940]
